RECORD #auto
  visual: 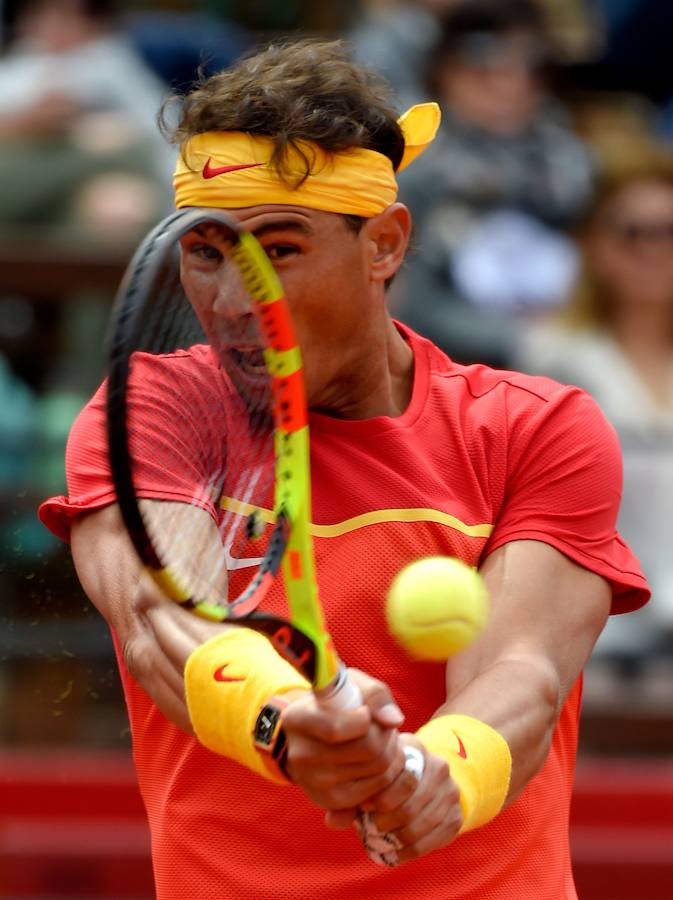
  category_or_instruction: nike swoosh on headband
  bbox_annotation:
[202,159,264,179]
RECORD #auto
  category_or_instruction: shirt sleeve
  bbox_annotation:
[38,381,116,542]
[38,352,225,542]
[485,384,650,614]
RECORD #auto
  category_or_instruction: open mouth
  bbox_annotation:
[223,347,272,414]
[229,347,267,373]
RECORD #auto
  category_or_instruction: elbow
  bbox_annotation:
[527,653,563,748]
[504,649,562,725]
[502,653,562,803]
[538,656,563,725]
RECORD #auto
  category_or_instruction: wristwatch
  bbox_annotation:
[254,696,290,772]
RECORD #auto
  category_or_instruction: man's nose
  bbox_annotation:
[212,269,254,319]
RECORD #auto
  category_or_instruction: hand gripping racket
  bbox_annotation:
[105,209,422,866]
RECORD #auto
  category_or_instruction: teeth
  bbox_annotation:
[231,348,265,370]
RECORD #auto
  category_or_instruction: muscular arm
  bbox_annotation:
[440,539,611,803]
[71,504,405,794]
[70,503,228,732]
[291,539,611,860]
[381,539,610,854]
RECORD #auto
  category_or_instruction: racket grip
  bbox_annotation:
[315,665,362,710]
[315,665,425,867]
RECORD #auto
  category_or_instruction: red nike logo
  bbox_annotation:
[454,733,467,759]
[202,159,263,179]
[213,665,245,683]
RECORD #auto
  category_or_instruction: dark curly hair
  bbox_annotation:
[162,38,405,188]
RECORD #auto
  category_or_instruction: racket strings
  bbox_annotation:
[124,228,279,611]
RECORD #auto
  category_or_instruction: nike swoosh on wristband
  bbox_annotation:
[213,665,245,683]
[202,159,263,179]
[454,733,468,759]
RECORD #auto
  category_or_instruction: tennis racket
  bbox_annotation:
[105,208,422,865]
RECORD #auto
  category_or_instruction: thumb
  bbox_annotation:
[348,668,405,729]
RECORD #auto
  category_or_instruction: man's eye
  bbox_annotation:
[192,243,223,262]
[266,245,297,261]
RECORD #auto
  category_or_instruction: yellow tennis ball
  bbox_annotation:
[386,556,489,661]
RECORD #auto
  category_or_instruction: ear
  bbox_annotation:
[364,203,412,285]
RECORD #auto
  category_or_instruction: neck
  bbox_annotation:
[609,299,673,407]
[312,317,414,420]
[611,298,673,356]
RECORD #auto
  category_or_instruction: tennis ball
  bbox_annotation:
[386,556,489,661]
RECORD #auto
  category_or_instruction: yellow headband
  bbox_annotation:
[173,102,440,216]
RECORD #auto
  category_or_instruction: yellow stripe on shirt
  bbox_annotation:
[219,496,492,540]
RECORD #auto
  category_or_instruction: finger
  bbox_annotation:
[349,669,404,729]
[367,775,432,834]
[325,765,410,810]
[395,802,463,863]
[283,697,372,743]
[324,808,357,830]
[289,728,403,774]
[289,752,407,811]
[375,780,463,847]
[391,784,458,848]
[288,740,405,794]
[302,744,407,794]
[360,753,422,818]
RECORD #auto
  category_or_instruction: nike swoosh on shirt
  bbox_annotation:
[202,159,263,179]
[222,524,265,572]
[220,467,268,572]
[213,665,245,683]
[454,733,467,759]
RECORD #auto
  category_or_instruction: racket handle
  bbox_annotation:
[314,664,363,710]
[315,665,425,867]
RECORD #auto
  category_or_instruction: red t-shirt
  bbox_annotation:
[40,324,649,900]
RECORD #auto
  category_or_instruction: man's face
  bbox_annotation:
[179,205,375,411]
[587,180,673,309]
[438,29,546,134]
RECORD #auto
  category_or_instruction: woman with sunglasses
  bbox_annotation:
[516,145,673,675]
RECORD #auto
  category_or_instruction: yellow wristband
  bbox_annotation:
[415,714,512,833]
[184,628,310,784]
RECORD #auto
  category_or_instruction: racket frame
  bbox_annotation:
[107,208,418,865]
[106,209,339,689]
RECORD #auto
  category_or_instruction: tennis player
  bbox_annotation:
[39,39,649,900]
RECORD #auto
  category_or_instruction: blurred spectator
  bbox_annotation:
[0,0,173,244]
[0,0,179,548]
[515,145,673,671]
[349,0,598,109]
[394,0,593,366]
[349,0,457,108]
[122,8,249,94]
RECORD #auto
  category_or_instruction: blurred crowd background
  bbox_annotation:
[1,0,672,754]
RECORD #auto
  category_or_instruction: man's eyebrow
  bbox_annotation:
[251,220,315,239]
[187,220,314,242]
[190,224,229,239]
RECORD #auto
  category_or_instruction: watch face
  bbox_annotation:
[255,704,282,747]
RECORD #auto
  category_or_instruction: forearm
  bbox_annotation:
[71,504,223,731]
[438,653,560,803]
[369,542,612,856]
[71,505,148,643]
[361,653,562,853]
[425,539,611,805]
